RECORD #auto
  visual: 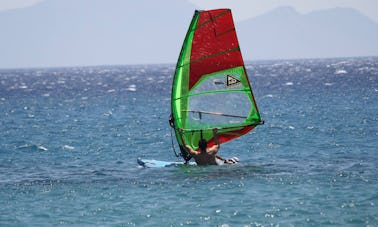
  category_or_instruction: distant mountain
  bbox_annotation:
[237,6,378,60]
[1,2,378,68]
[0,0,196,68]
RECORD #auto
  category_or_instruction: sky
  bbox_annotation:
[0,0,43,11]
[1,0,377,22]
[0,0,377,68]
[189,0,378,22]
[0,0,378,23]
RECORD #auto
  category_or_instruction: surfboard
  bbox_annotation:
[137,157,239,168]
[137,158,196,168]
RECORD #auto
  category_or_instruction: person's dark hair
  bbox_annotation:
[198,139,207,152]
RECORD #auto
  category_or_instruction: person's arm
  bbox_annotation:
[180,128,200,156]
[213,128,219,147]
[185,144,199,156]
[207,128,220,155]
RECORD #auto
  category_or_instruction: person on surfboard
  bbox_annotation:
[183,128,238,165]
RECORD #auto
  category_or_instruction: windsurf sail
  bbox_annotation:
[170,9,263,161]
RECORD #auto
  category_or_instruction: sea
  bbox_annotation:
[0,57,377,226]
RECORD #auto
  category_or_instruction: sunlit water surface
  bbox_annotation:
[0,58,377,226]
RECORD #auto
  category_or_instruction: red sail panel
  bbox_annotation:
[189,9,244,89]
[205,126,255,148]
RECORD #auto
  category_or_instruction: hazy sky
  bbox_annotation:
[1,0,377,68]
[1,0,377,22]
[189,0,378,22]
[0,0,44,11]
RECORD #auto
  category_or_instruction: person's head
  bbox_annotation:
[198,139,207,152]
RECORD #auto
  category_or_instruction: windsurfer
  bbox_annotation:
[183,128,238,165]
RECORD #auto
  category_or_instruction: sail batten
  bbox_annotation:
[176,47,241,69]
[170,9,262,160]
[173,89,251,102]
[190,47,241,65]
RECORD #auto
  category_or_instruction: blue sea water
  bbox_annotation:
[0,57,377,226]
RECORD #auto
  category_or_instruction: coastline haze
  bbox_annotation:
[0,0,377,69]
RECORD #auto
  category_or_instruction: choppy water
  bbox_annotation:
[0,57,377,226]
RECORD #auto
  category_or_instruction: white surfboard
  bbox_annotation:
[137,158,195,168]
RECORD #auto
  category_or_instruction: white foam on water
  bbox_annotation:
[63,145,75,150]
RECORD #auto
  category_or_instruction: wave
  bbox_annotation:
[15,144,48,152]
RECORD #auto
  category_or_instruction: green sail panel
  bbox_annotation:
[170,9,262,161]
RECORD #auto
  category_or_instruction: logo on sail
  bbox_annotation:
[226,75,241,88]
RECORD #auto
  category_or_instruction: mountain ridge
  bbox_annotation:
[237,6,378,61]
[0,1,377,68]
